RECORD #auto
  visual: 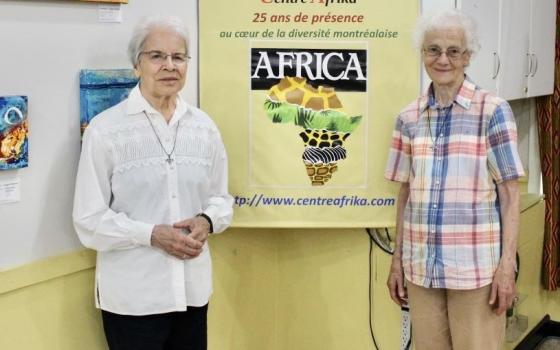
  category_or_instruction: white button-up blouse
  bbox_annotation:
[73,85,233,315]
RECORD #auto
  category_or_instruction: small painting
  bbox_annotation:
[77,0,128,3]
[80,69,138,135]
[0,96,28,170]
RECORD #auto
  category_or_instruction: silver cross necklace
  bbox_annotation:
[426,105,452,152]
[143,111,180,164]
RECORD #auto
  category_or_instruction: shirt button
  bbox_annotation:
[433,204,437,208]
[171,194,177,199]
[431,229,435,233]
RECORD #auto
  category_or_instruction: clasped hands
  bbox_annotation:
[150,216,211,260]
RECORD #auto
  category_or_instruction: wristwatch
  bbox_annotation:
[196,213,213,233]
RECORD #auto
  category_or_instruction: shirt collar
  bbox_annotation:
[420,75,476,112]
[126,84,189,120]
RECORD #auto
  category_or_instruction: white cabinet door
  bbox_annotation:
[528,0,556,97]
[422,0,555,99]
[458,0,500,93]
[498,0,531,100]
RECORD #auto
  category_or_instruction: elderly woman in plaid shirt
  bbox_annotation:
[385,10,525,350]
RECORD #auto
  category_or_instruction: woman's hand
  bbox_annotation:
[489,259,517,315]
[173,216,211,245]
[150,224,204,259]
[387,256,407,306]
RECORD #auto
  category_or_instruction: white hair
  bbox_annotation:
[127,15,190,67]
[413,9,480,56]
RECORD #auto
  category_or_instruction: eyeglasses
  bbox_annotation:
[139,50,191,65]
[423,46,468,60]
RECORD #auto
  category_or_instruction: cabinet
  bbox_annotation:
[459,0,500,94]
[527,0,556,97]
[497,0,531,99]
[421,0,556,100]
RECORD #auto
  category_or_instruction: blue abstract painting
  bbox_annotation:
[0,96,28,170]
[80,69,138,135]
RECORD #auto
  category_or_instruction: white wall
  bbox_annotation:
[0,0,199,269]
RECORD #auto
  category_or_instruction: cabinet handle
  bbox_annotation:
[492,52,501,79]
[526,53,533,78]
[531,54,538,77]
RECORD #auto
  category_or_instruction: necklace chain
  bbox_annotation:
[143,111,180,164]
[427,105,452,150]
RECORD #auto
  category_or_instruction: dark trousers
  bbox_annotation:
[101,304,208,350]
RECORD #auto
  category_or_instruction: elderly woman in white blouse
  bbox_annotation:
[73,15,233,350]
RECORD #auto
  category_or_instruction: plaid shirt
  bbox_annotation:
[384,78,525,289]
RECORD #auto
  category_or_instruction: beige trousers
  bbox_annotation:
[407,281,505,350]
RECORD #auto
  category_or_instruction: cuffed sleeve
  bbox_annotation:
[384,115,411,183]
[72,125,154,251]
[201,131,233,234]
[486,102,525,183]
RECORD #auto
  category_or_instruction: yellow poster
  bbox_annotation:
[200,0,418,227]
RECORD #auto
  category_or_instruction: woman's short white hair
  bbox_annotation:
[413,9,480,56]
[128,15,190,67]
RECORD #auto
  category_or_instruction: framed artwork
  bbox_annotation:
[79,69,138,135]
[0,96,28,170]
[76,0,128,3]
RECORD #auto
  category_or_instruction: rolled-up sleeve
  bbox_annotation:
[384,116,411,183]
[486,102,525,183]
[201,130,233,234]
[72,125,154,251]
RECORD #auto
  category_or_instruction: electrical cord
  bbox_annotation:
[384,229,392,246]
[365,228,411,350]
[366,228,394,255]
[405,335,412,349]
[366,228,381,350]
[516,251,520,282]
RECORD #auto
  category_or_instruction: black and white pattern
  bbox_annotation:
[302,146,346,164]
